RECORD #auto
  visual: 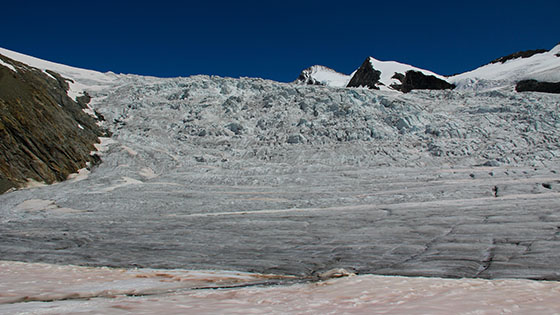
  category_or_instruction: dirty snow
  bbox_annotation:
[1,261,560,314]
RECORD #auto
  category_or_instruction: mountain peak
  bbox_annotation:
[346,56,454,92]
[346,58,382,89]
[294,65,351,87]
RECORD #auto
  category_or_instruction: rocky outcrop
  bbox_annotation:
[346,58,454,92]
[0,54,107,193]
[295,66,326,86]
[346,58,381,89]
[515,79,560,94]
[490,49,548,64]
[391,70,456,93]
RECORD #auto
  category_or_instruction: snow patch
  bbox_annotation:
[43,69,57,80]
[15,199,57,212]
[0,58,17,72]
[22,179,47,189]
[100,176,143,192]
[14,199,84,213]
[121,145,138,156]
[67,168,90,182]
[82,105,98,118]
[0,46,118,101]
[139,167,158,179]
[92,137,117,155]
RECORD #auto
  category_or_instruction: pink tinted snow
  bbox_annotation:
[1,261,560,314]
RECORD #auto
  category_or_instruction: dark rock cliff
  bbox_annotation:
[391,70,456,93]
[0,54,107,193]
[346,58,455,92]
[346,58,381,89]
[515,79,560,94]
[490,49,548,64]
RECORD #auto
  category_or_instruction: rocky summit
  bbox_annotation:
[346,58,382,89]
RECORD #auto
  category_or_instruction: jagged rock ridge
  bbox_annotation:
[346,57,455,92]
[490,49,548,64]
[0,54,107,193]
[346,58,382,89]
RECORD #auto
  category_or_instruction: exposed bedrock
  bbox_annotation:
[391,70,456,93]
[0,54,107,193]
[346,58,382,89]
[515,79,560,94]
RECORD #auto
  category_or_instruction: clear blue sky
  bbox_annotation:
[1,1,558,82]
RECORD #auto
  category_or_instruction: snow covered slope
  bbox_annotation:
[294,65,351,87]
[450,44,560,91]
[0,47,118,100]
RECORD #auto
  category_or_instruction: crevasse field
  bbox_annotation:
[1,47,560,314]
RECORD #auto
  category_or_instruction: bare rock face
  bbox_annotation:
[346,58,381,89]
[391,70,456,93]
[0,54,107,193]
[346,58,454,93]
[515,79,560,94]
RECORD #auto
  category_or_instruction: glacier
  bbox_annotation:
[1,46,560,313]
